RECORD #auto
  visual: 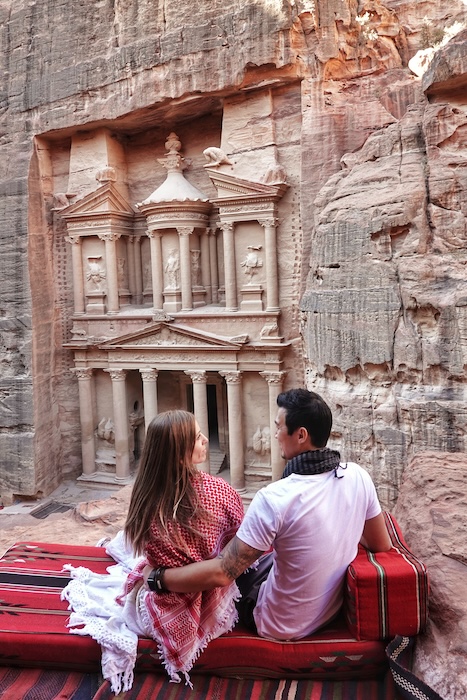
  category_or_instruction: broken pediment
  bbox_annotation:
[98,322,245,350]
[207,170,288,206]
[58,182,136,222]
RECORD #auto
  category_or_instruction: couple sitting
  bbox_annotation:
[62,388,391,693]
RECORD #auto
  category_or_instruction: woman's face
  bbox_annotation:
[191,420,208,465]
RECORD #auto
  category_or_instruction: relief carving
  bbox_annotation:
[240,246,263,284]
[164,249,180,289]
[86,257,106,292]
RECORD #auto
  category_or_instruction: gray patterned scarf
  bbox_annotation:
[282,448,344,479]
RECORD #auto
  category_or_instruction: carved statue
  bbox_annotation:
[191,249,201,286]
[260,321,279,338]
[86,257,106,292]
[240,245,263,283]
[252,426,271,456]
[165,249,180,289]
[203,147,233,168]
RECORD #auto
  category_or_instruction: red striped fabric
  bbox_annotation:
[93,671,399,700]
[0,666,99,699]
[345,512,429,640]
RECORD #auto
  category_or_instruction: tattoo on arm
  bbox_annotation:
[218,537,264,580]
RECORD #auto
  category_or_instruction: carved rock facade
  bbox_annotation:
[0,0,466,512]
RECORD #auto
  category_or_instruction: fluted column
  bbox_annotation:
[185,370,209,473]
[147,229,163,310]
[140,368,158,432]
[260,371,286,481]
[99,232,120,314]
[222,223,238,311]
[104,368,130,480]
[219,370,244,491]
[178,226,193,311]
[72,368,96,476]
[66,235,85,314]
[208,228,219,303]
[260,218,280,312]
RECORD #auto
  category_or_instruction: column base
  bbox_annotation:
[240,285,263,312]
[77,471,134,487]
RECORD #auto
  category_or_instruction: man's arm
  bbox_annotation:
[143,536,264,593]
[360,513,392,552]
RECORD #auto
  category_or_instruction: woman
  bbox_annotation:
[62,410,244,693]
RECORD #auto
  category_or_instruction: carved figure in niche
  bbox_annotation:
[165,249,180,289]
[143,261,152,291]
[191,250,201,286]
[252,426,271,456]
[86,257,106,292]
[95,417,116,466]
[203,147,233,168]
[117,257,126,288]
[240,245,263,284]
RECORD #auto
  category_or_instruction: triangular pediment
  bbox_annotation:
[99,322,243,350]
[60,183,136,220]
[207,171,288,203]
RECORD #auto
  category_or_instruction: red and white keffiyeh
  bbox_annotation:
[62,472,244,693]
[121,472,244,683]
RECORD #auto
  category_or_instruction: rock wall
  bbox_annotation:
[0,1,466,510]
[394,452,467,700]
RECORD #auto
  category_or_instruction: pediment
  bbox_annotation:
[207,171,288,203]
[60,183,136,220]
[99,322,243,350]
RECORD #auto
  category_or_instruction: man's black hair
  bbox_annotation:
[276,388,332,448]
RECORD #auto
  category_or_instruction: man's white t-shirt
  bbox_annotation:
[236,462,381,640]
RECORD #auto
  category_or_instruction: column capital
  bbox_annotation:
[71,367,93,380]
[147,229,162,239]
[185,370,207,383]
[219,369,242,384]
[177,226,195,237]
[258,217,279,229]
[104,368,127,381]
[220,222,234,233]
[65,235,82,245]
[128,234,143,244]
[140,368,159,381]
[98,232,121,243]
[260,371,286,385]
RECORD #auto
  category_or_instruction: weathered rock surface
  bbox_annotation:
[394,452,467,700]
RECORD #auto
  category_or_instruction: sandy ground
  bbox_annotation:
[0,481,133,556]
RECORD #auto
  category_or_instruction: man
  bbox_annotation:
[144,389,391,640]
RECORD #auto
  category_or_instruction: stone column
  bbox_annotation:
[222,223,238,311]
[219,370,244,491]
[148,229,163,310]
[99,232,120,314]
[133,234,143,305]
[178,226,194,311]
[104,368,131,480]
[185,370,209,473]
[66,235,85,315]
[260,218,280,312]
[72,368,96,477]
[127,236,136,302]
[140,368,158,433]
[208,228,219,303]
[260,371,286,481]
[200,229,212,304]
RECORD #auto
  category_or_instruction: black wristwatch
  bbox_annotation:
[147,566,168,593]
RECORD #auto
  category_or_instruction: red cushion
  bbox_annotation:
[345,512,429,640]
[0,541,387,679]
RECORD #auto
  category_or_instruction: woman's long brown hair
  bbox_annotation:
[124,410,208,555]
